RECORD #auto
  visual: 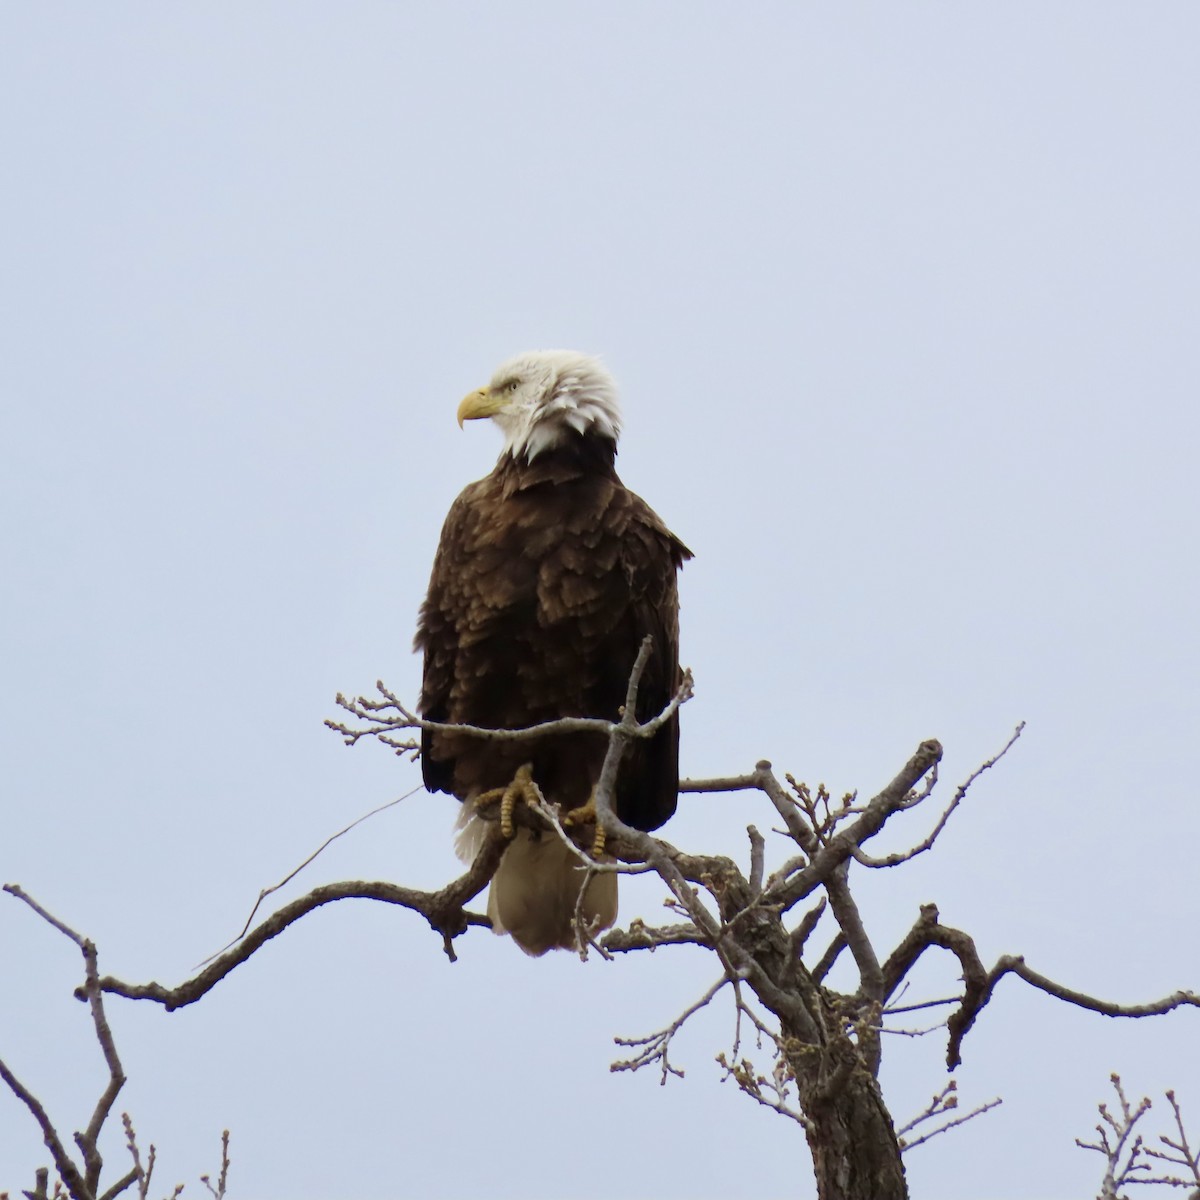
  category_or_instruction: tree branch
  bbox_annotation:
[897,1079,1002,1153]
[849,724,1023,869]
[326,651,693,754]
[1,887,139,1200]
[880,903,1199,1069]
[611,972,741,1083]
[93,832,506,1009]
[765,740,944,914]
[601,919,707,954]
[986,957,1200,1022]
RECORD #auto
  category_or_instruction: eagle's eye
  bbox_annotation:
[508,379,520,393]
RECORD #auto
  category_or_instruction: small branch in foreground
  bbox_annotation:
[897,1079,1002,1153]
[611,972,739,1085]
[326,653,693,755]
[520,794,655,878]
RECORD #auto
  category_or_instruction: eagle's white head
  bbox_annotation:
[456,350,622,462]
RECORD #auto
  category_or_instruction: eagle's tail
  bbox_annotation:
[455,809,617,956]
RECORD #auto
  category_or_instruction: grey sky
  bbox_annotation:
[3,6,1197,1197]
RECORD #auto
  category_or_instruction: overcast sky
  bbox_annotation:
[3,6,1198,1198]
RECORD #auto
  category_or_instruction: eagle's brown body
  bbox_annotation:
[415,430,690,953]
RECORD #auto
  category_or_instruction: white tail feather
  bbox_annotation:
[454,808,617,956]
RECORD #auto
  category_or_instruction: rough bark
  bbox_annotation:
[789,1030,908,1200]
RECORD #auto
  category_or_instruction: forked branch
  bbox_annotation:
[881,904,1200,1069]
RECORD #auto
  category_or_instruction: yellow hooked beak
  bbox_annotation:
[456,386,507,428]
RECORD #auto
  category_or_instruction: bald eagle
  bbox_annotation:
[415,350,691,956]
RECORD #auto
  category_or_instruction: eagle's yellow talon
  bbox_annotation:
[562,795,595,828]
[499,792,516,839]
[476,763,537,840]
[563,793,607,857]
[500,763,534,838]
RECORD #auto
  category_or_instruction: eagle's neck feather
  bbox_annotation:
[504,418,618,463]
[495,434,618,494]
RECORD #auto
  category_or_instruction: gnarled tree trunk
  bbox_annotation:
[788,1032,908,1200]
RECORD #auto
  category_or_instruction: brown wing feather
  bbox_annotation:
[614,496,690,830]
[414,438,690,829]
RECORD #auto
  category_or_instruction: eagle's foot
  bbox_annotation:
[474,763,538,839]
[562,793,607,858]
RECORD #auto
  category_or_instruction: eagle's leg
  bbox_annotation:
[473,763,538,839]
[562,791,607,858]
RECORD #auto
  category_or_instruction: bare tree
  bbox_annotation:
[4,643,1197,1198]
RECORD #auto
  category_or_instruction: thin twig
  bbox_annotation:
[883,996,962,1016]
[898,1078,1002,1152]
[200,786,424,966]
[611,972,740,1084]
[199,1130,232,1199]
[850,724,1023,868]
